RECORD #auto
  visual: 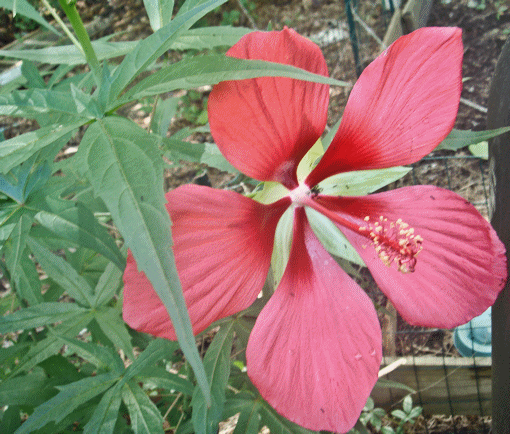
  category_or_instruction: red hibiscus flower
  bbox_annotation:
[123,27,507,432]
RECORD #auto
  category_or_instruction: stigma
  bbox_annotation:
[359,216,423,273]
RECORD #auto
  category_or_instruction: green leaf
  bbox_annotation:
[270,207,293,288]
[0,156,51,203]
[390,409,407,420]
[305,207,365,266]
[200,142,237,172]
[233,404,262,434]
[0,405,21,433]
[0,302,87,333]
[27,236,95,307]
[0,27,247,66]
[94,307,135,360]
[408,406,422,419]
[192,321,235,434]
[0,0,60,34]
[123,339,179,384]
[222,391,257,417]
[15,372,119,434]
[122,379,164,434]
[402,395,412,414]
[84,382,123,434]
[144,0,175,31]
[318,166,412,196]
[468,141,488,159]
[170,26,251,50]
[258,399,316,434]
[11,312,95,376]
[0,120,85,174]
[135,366,194,396]
[374,378,415,393]
[33,198,124,270]
[76,116,211,403]
[118,55,348,105]
[14,251,43,305]
[151,97,179,137]
[56,335,125,372]
[108,0,230,103]
[4,212,33,271]
[0,367,48,406]
[93,262,123,307]
[436,127,510,151]
[323,117,342,150]
[21,60,46,89]
[0,87,100,120]
[0,40,137,65]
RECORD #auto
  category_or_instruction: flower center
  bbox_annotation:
[358,216,423,273]
[289,183,312,206]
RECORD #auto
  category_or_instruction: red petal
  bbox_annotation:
[247,207,381,432]
[306,27,463,187]
[208,28,329,189]
[313,187,507,329]
[123,185,290,339]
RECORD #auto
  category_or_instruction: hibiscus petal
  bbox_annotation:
[123,185,290,340]
[306,27,463,187]
[208,27,329,189]
[247,207,381,433]
[312,186,507,329]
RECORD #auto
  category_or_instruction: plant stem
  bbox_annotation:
[57,0,101,85]
[40,0,82,52]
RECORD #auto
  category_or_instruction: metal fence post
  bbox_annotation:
[487,36,510,434]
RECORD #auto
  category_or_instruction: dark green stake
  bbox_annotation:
[487,35,510,434]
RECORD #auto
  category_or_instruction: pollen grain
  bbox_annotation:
[359,216,423,273]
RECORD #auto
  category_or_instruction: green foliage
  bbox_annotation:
[352,396,423,434]
[0,0,352,432]
[0,0,500,432]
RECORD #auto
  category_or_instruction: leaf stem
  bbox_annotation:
[57,0,101,85]
[40,0,81,51]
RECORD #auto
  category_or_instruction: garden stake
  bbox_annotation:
[488,34,510,434]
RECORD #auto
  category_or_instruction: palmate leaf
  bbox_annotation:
[26,236,95,307]
[56,335,125,372]
[117,55,348,105]
[0,86,101,120]
[13,250,43,305]
[135,366,194,396]
[75,116,211,403]
[192,321,235,434]
[0,120,86,174]
[107,0,229,103]
[0,367,50,407]
[143,0,175,31]
[93,262,123,307]
[0,302,87,334]
[121,339,180,384]
[3,211,33,272]
[32,197,125,270]
[94,307,135,360]
[122,379,164,434]
[83,382,123,434]
[15,372,120,434]
[11,311,95,376]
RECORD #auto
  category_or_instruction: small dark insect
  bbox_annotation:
[310,185,322,197]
